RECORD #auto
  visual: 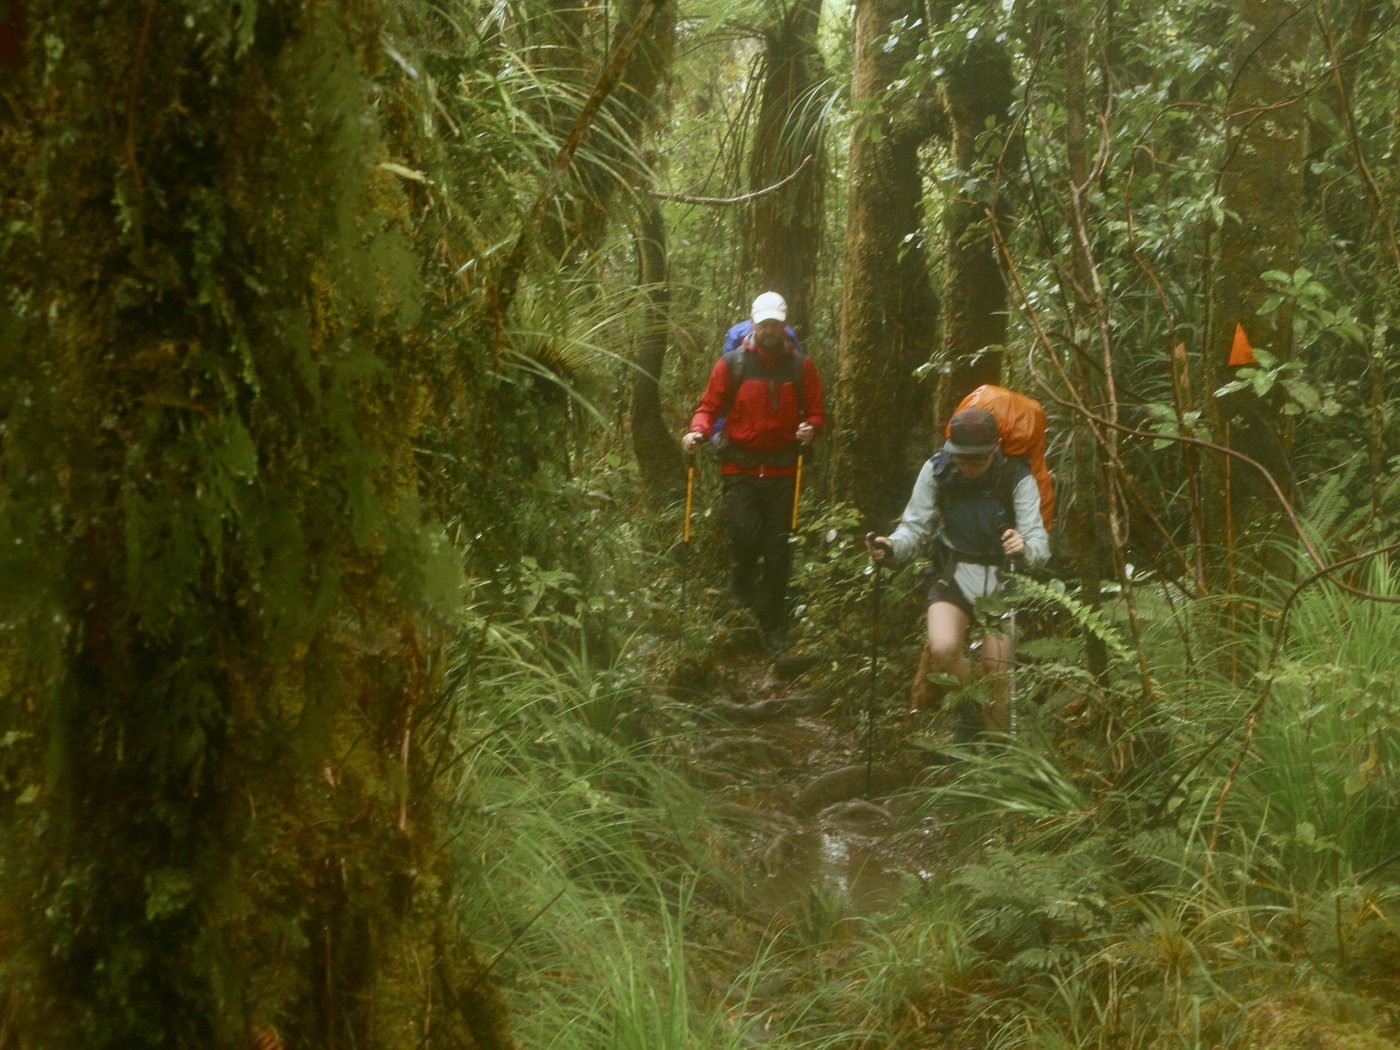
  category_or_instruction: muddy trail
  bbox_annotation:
[672,627,955,922]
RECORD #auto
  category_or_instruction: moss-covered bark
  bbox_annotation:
[937,23,1019,419]
[0,4,513,1046]
[743,0,827,334]
[630,197,683,494]
[834,0,942,525]
[1206,0,1312,567]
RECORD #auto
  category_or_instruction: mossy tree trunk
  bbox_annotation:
[525,0,604,261]
[631,197,684,494]
[1205,0,1312,583]
[937,14,1020,419]
[1060,0,1118,680]
[615,0,681,492]
[834,0,942,526]
[743,0,827,335]
[0,4,513,1047]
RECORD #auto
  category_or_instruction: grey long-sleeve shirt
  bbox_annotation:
[886,458,1051,602]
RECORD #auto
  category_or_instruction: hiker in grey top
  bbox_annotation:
[866,406,1049,734]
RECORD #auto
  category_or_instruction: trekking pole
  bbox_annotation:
[790,451,804,531]
[681,456,695,607]
[864,534,887,796]
[1004,556,1019,736]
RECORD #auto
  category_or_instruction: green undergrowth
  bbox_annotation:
[446,611,860,1048]
[443,475,877,1047]
[802,549,1400,1048]
[448,476,1400,1048]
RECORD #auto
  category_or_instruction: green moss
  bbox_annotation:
[1,2,516,1046]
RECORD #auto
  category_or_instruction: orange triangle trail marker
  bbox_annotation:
[1227,323,1256,367]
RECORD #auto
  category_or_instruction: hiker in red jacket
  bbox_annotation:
[682,292,825,653]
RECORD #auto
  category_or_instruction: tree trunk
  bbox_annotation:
[938,25,1019,419]
[1061,0,1117,680]
[524,0,603,260]
[743,0,827,334]
[0,4,513,1046]
[631,197,684,493]
[562,0,677,257]
[1205,0,1312,578]
[490,0,674,320]
[834,0,942,525]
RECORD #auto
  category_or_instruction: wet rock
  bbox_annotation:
[711,697,804,724]
[696,735,797,768]
[818,797,895,827]
[793,762,921,816]
[793,765,870,816]
[760,829,799,875]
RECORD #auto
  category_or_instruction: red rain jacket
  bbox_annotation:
[689,336,825,478]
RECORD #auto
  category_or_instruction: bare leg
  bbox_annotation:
[925,602,1020,736]
[908,642,934,714]
[925,601,972,682]
[977,629,1013,732]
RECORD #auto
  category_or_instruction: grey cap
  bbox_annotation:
[944,407,999,455]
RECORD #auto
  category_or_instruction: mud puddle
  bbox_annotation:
[691,675,947,919]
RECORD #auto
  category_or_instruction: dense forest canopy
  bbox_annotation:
[3,0,1400,1046]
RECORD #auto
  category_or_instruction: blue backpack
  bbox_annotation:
[723,320,803,355]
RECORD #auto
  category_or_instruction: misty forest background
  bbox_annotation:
[3,0,1400,1047]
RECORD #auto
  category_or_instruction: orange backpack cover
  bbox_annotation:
[949,385,1055,531]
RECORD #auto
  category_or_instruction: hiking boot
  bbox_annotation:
[759,626,790,655]
[952,718,983,746]
[728,565,758,611]
[951,698,984,745]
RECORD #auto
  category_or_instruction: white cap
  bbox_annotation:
[751,291,787,325]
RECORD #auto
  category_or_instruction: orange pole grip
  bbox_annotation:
[790,454,803,531]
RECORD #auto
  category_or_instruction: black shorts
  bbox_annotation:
[925,574,975,620]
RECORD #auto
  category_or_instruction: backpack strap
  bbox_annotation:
[930,450,1024,566]
[931,451,1018,524]
[719,347,747,417]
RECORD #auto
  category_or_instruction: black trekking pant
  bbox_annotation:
[722,473,795,631]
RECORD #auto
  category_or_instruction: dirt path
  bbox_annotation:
[676,639,950,919]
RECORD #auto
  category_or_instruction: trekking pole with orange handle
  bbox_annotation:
[790,452,804,531]
[1005,555,1020,736]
